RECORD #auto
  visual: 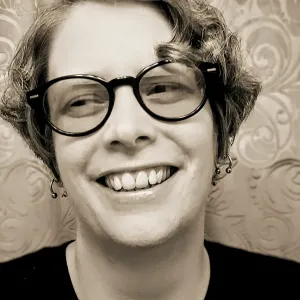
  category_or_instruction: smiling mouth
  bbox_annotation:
[97,166,178,192]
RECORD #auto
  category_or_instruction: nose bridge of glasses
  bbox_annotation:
[109,76,137,90]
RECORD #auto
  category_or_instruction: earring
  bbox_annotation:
[211,153,233,186]
[50,178,68,199]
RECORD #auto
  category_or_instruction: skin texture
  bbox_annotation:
[49,1,215,299]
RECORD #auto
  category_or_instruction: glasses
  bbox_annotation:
[26,60,219,137]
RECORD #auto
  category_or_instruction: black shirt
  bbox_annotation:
[0,240,299,299]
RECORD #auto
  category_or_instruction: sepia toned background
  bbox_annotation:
[0,0,299,262]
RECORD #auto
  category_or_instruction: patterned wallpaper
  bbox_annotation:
[0,0,299,262]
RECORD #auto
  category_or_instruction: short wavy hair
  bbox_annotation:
[0,0,261,181]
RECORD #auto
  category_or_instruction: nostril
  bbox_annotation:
[138,136,149,141]
[111,140,120,146]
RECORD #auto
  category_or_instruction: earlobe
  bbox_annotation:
[211,153,234,186]
[50,177,68,199]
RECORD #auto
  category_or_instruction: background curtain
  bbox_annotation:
[0,0,299,262]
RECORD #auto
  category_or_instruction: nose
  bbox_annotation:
[102,87,157,152]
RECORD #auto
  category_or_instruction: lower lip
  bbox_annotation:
[97,171,179,207]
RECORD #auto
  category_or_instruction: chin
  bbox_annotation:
[99,214,183,248]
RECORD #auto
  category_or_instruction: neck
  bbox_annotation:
[67,216,210,300]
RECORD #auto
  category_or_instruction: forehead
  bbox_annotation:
[48,1,173,80]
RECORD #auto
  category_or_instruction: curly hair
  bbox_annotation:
[0,0,261,181]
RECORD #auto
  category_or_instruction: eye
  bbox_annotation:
[71,99,92,107]
[144,82,185,98]
[61,94,109,118]
[66,90,109,109]
[147,83,179,95]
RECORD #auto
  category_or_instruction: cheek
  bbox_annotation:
[172,104,215,187]
[172,104,215,160]
[53,134,93,179]
[187,123,215,183]
[192,105,215,155]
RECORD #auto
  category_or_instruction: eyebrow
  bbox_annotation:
[57,82,104,91]
[71,82,103,88]
[141,74,186,82]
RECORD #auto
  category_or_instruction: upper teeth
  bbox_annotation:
[104,166,171,191]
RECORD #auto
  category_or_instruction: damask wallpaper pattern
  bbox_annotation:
[0,0,299,262]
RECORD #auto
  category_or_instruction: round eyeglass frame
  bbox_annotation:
[26,59,220,137]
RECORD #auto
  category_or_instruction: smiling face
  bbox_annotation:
[48,0,216,247]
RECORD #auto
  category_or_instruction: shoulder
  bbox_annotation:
[205,240,300,299]
[0,240,75,300]
[205,240,300,271]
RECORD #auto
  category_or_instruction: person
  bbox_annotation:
[0,0,299,299]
